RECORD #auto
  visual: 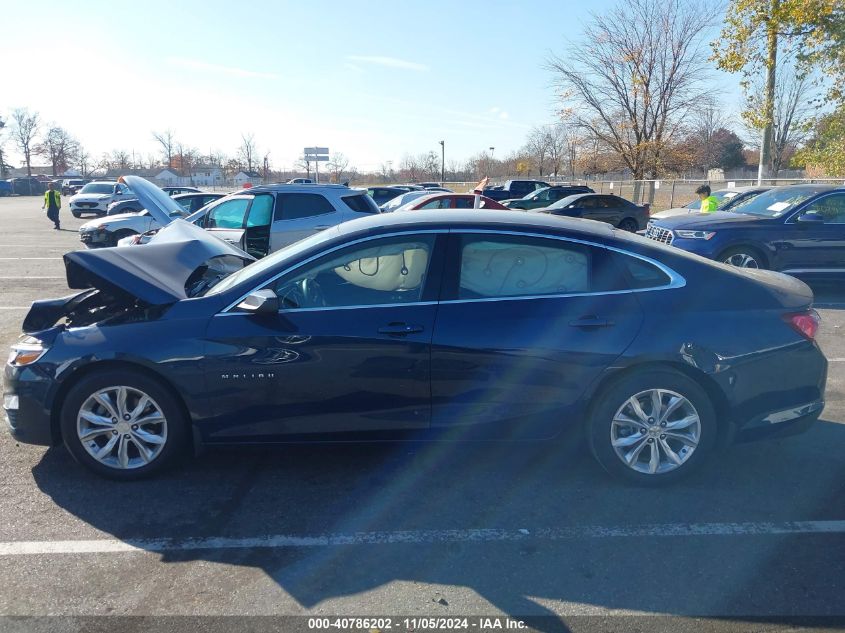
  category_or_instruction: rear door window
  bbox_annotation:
[454,234,627,300]
[274,193,337,221]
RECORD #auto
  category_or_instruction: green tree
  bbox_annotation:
[793,106,845,176]
[712,0,845,180]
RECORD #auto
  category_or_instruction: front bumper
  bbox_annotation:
[79,229,111,246]
[3,363,56,446]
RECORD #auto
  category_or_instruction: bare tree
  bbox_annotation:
[237,133,257,173]
[399,154,420,182]
[742,54,816,176]
[0,115,9,179]
[327,152,350,183]
[11,108,41,177]
[35,126,80,176]
[152,129,176,168]
[545,124,569,178]
[524,126,552,177]
[77,146,91,177]
[420,151,439,180]
[111,150,131,170]
[548,0,715,183]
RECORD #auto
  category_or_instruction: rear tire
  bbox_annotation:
[60,369,189,480]
[588,369,717,485]
[719,246,766,269]
[618,218,639,232]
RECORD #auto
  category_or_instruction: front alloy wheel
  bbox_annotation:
[610,389,701,475]
[77,386,168,470]
[61,369,188,479]
[722,252,759,268]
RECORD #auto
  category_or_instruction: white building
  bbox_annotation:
[233,170,263,187]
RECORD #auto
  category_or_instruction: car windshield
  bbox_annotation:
[382,191,429,211]
[546,194,584,210]
[203,228,342,297]
[522,187,549,200]
[729,186,831,218]
[80,183,116,194]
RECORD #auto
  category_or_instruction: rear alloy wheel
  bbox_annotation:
[618,218,639,232]
[61,370,188,479]
[588,370,717,485]
[720,247,764,269]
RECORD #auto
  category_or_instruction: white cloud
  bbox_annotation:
[167,57,279,80]
[343,62,365,74]
[346,55,429,72]
[499,111,510,120]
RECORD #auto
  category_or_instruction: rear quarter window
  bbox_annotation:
[342,193,380,214]
[614,253,672,289]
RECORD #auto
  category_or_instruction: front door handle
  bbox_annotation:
[569,315,614,328]
[378,323,425,336]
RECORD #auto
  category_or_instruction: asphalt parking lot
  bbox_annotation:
[0,196,844,631]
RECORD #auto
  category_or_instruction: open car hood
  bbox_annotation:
[63,220,255,306]
[120,175,184,226]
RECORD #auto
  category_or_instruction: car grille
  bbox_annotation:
[76,202,100,208]
[645,223,673,245]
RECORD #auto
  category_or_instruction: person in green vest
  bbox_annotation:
[695,184,719,213]
[42,182,62,230]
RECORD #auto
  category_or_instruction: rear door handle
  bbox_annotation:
[569,315,614,328]
[378,323,425,336]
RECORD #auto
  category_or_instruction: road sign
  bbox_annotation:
[304,147,329,162]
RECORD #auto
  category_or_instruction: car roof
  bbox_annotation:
[337,208,615,237]
[243,183,354,194]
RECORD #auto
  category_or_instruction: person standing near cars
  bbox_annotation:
[695,184,719,213]
[42,182,62,230]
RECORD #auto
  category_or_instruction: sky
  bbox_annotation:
[0,0,743,173]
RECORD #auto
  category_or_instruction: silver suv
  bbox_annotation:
[69,181,135,217]
[120,179,382,258]
[194,184,381,257]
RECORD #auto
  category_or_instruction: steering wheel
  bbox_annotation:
[279,277,326,309]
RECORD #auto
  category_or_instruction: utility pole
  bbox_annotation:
[439,140,445,184]
[488,146,495,176]
[758,0,779,186]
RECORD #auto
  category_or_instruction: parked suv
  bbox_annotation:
[69,181,135,217]
[191,184,381,257]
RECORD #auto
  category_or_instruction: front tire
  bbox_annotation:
[110,229,137,246]
[719,246,765,269]
[588,369,717,485]
[60,369,189,480]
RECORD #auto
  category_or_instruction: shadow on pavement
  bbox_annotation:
[30,417,845,625]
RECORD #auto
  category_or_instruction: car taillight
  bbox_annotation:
[784,310,820,340]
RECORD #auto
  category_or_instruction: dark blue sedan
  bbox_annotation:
[644,185,845,279]
[3,179,828,484]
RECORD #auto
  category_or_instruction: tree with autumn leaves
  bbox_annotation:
[712,0,845,177]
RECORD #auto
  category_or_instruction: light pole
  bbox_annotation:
[439,140,445,184]
[488,146,495,176]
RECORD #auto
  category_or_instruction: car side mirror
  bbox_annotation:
[236,289,279,314]
[797,212,824,224]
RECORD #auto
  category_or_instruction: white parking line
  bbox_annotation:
[0,258,64,261]
[0,276,64,279]
[1,520,844,556]
[0,307,30,310]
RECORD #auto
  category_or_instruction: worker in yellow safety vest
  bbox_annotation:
[42,182,62,230]
[695,184,719,213]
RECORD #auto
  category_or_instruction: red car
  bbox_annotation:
[394,193,510,211]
